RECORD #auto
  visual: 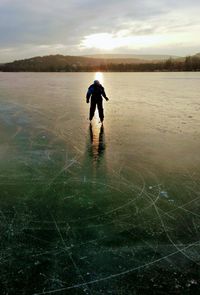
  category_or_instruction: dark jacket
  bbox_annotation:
[86,83,107,103]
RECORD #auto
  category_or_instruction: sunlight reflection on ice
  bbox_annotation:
[94,72,104,84]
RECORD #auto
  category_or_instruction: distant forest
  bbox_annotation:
[1,55,200,72]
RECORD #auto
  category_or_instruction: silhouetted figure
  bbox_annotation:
[86,80,109,123]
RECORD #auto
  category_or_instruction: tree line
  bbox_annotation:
[0,55,200,72]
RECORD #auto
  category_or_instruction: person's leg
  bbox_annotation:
[97,100,104,122]
[89,100,96,121]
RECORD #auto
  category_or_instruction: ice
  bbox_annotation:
[0,72,200,294]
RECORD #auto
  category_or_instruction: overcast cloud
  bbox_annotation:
[0,0,200,61]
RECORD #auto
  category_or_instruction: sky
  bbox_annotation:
[0,0,200,62]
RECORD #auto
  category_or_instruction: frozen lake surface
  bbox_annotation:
[0,72,200,294]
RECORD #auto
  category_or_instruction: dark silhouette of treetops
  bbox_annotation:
[0,53,200,72]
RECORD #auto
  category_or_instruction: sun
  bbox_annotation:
[81,33,118,50]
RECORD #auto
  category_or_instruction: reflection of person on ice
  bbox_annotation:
[86,80,109,124]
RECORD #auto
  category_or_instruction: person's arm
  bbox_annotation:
[86,87,92,103]
[102,87,109,101]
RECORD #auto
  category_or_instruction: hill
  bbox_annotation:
[84,54,180,60]
[194,52,200,58]
[0,53,200,72]
[0,54,159,72]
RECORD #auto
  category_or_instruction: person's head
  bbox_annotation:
[94,80,100,85]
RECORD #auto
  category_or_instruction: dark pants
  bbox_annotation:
[89,98,104,122]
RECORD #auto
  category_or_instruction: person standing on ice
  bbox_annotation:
[86,80,109,124]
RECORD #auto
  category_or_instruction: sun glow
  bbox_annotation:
[82,33,118,50]
[81,31,176,51]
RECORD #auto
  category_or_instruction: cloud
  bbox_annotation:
[0,0,200,61]
[80,3,200,53]
[0,0,172,46]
